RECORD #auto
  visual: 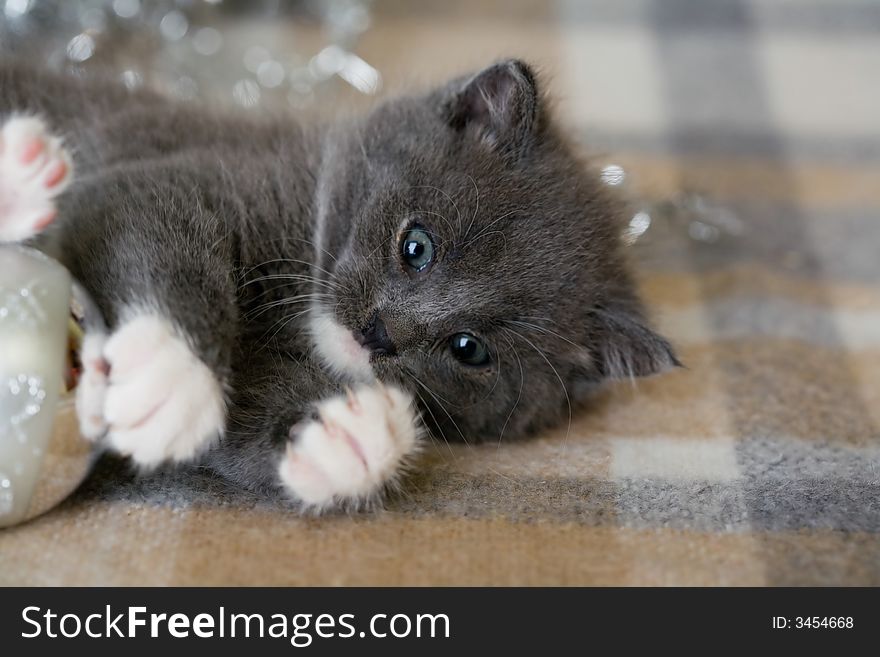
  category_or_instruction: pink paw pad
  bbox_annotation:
[43,159,69,189]
[18,139,45,165]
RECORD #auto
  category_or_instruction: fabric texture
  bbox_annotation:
[1,0,878,585]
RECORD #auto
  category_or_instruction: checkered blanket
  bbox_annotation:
[1,0,878,585]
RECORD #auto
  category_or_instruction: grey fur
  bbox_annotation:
[0,60,677,502]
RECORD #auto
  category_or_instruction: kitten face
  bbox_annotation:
[310,60,678,442]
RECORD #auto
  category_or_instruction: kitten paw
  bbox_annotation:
[0,116,73,243]
[279,384,420,509]
[75,332,110,441]
[75,313,226,467]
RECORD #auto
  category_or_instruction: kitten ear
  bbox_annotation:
[445,59,539,156]
[589,305,681,380]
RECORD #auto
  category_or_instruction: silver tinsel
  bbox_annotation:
[0,0,380,110]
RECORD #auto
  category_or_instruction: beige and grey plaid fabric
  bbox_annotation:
[1,0,878,585]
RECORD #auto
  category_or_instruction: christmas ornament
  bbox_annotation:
[0,245,100,527]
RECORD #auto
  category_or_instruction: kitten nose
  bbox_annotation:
[355,314,397,356]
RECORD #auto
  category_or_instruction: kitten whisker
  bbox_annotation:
[238,236,339,264]
[362,239,390,262]
[244,281,332,304]
[463,174,480,241]
[404,379,455,458]
[406,184,463,234]
[502,326,572,448]
[485,348,504,400]
[497,333,524,448]
[256,309,312,349]
[416,209,458,238]
[505,319,581,350]
[466,230,507,250]
[241,256,338,280]
[244,255,333,276]
[405,370,469,447]
[244,294,329,321]
[465,207,521,247]
[239,273,341,291]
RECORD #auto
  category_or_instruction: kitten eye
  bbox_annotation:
[449,333,490,366]
[400,226,434,272]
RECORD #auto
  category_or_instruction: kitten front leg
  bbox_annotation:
[58,173,239,469]
[279,384,421,510]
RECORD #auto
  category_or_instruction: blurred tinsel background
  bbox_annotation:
[0,0,717,255]
[0,0,380,112]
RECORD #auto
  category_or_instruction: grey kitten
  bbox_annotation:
[0,59,677,509]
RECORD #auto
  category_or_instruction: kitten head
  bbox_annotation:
[309,60,679,442]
